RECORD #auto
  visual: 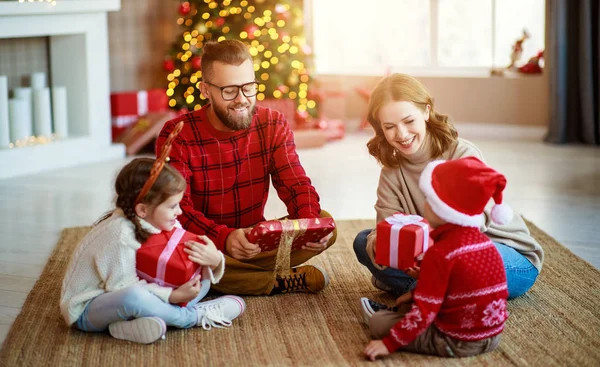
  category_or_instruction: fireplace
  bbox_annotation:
[0,0,124,179]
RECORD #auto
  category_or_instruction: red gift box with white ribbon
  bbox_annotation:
[375,213,433,270]
[136,227,202,305]
[110,89,169,139]
[247,217,336,252]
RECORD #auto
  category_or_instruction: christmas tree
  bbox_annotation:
[164,0,317,120]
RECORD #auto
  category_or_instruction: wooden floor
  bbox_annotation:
[1,125,598,347]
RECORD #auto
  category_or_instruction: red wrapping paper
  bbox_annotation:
[375,213,433,270]
[136,227,202,306]
[247,217,336,252]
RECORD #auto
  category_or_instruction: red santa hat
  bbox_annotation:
[419,157,513,227]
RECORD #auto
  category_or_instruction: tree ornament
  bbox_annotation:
[163,59,175,72]
[179,2,191,16]
[191,56,202,70]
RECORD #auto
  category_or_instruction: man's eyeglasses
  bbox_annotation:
[204,81,259,101]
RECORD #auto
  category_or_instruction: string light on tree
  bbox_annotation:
[163,0,317,119]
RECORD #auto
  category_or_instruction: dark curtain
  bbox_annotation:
[545,0,599,145]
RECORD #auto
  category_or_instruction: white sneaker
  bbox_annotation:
[360,297,398,325]
[195,295,246,330]
[108,316,167,344]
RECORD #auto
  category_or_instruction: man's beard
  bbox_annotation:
[213,101,256,131]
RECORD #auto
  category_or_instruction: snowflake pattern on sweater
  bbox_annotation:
[382,223,509,352]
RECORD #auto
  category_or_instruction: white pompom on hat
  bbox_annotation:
[419,157,513,227]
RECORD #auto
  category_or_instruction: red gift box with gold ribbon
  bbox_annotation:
[375,213,433,270]
[247,218,336,252]
[136,227,202,306]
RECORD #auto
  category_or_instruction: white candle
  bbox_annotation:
[9,98,31,143]
[52,86,68,138]
[13,87,34,137]
[0,76,9,148]
[31,72,46,90]
[33,88,53,137]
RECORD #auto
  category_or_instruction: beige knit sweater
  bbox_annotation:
[366,136,544,272]
[60,209,225,326]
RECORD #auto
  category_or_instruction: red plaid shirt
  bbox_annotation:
[156,105,321,251]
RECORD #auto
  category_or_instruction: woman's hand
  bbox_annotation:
[185,235,222,269]
[168,275,201,304]
[302,232,333,252]
[405,266,420,279]
[364,340,390,361]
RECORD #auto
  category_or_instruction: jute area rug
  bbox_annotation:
[1,220,599,366]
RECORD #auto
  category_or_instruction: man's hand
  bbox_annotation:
[405,266,420,279]
[302,231,333,252]
[364,340,390,361]
[225,228,260,260]
[168,275,201,304]
[395,291,413,306]
[184,235,222,269]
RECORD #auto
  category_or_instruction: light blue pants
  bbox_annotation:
[353,229,539,299]
[75,279,211,332]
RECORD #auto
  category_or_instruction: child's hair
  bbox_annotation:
[201,39,253,81]
[99,158,186,242]
[366,73,459,168]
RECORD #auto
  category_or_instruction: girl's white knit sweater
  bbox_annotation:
[59,209,224,326]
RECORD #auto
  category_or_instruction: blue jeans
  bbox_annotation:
[353,229,416,296]
[353,229,538,299]
[75,279,211,332]
[493,242,539,299]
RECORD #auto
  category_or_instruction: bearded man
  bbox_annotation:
[156,40,336,296]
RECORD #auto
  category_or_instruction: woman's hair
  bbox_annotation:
[366,73,458,168]
[98,158,186,242]
[201,39,253,81]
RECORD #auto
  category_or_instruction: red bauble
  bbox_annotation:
[179,2,191,16]
[246,25,259,39]
[163,59,175,72]
[191,56,201,70]
[215,17,225,27]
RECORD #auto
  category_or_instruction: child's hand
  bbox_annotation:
[364,340,390,361]
[405,266,420,279]
[303,232,333,252]
[395,291,413,306]
[169,275,201,304]
[184,235,223,269]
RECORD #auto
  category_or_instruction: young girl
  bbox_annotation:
[364,157,510,359]
[60,157,246,344]
[353,73,544,300]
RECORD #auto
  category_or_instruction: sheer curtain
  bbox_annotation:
[545,0,599,145]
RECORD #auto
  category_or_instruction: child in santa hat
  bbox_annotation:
[364,156,510,360]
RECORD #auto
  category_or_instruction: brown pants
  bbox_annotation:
[211,210,337,295]
[370,310,501,358]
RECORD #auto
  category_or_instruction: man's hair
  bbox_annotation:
[366,73,459,169]
[201,40,253,81]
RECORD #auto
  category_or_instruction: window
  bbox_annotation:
[311,0,545,75]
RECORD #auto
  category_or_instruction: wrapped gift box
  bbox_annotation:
[136,227,202,305]
[110,89,169,140]
[117,111,178,155]
[247,217,336,252]
[375,213,433,270]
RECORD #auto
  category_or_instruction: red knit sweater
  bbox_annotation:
[382,223,508,352]
[156,105,321,251]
